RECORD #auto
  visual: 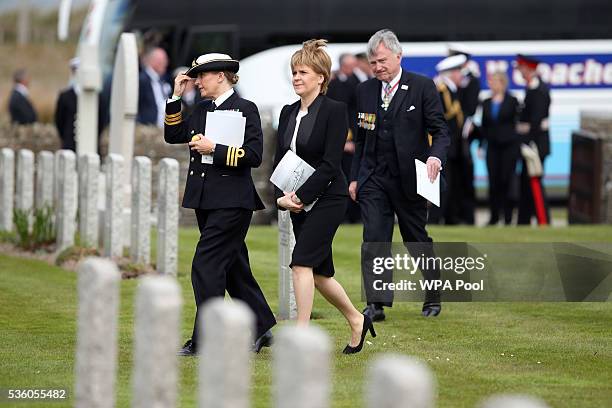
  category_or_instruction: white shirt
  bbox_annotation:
[528,76,540,90]
[290,109,308,153]
[213,87,235,107]
[380,68,402,103]
[146,66,168,128]
[14,83,29,97]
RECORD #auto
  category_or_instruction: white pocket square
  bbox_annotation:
[407,105,416,112]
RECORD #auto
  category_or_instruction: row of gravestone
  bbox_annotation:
[75,257,551,408]
[0,147,178,275]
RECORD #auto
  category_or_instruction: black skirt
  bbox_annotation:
[289,194,347,277]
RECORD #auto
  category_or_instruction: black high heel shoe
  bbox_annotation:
[343,314,376,354]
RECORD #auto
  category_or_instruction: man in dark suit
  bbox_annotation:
[8,69,37,125]
[138,47,172,127]
[54,58,108,152]
[54,58,80,151]
[515,54,551,225]
[328,53,361,222]
[165,53,276,356]
[349,29,450,320]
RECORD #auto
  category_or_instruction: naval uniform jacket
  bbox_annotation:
[164,93,265,211]
[350,70,450,200]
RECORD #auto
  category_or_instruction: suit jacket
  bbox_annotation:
[274,94,349,205]
[458,73,481,118]
[350,70,450,199]
[520,78,551,158]
[138,70,170,125]
[327,74,359,136]
[480,93,519,146]
[164,92,265,211]
[8,89,37,124]
[54,87,77,151]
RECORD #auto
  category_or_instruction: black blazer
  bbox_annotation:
[54,87,77,151]
[350,70,450,199]
[274,94,349,206]
[137,70,171,125]
[164,92,264,211]
[520,78,551,158]
[480,93,519,146]
[8,89,37,125]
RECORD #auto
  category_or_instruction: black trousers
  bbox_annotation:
[190,208,276,347]
[517,157,550,225]
[486,143,519,224]
[359,170,441,307]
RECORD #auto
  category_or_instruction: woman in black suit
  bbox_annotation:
[165,53,276,356]
[479,71,520,225]
[273,40,375,354]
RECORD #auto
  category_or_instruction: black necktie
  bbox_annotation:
[209,101,217,112]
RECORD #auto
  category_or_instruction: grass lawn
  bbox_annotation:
[1,225,611,407]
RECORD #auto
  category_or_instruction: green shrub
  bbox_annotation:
[13,208,32,249]
[12,205,56,250]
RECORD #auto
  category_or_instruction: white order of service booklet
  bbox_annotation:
[270,150,317,212]
[414,158,440,207]
[202,110,246,164]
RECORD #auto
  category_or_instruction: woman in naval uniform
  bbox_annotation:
[164,53,276,356]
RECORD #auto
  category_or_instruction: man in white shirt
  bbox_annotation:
[137,47,172,127]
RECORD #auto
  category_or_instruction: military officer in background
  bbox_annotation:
[514,54,551,225]
[164,53,276,356]
[349,29,450,320]
[449,45,481,224]
[429,54,470,225]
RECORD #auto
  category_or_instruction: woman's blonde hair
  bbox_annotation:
[290,39,332,94]
[489,70,509,88]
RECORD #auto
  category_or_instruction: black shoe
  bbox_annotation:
[422,302,442,317]
[252,330,273,353]
[343,314,377,355]
[177,339,197,356]
[362,304,386,322]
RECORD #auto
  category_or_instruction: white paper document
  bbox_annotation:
[201,110,246,164]
[270,150,317,212]
[415,159,440,207]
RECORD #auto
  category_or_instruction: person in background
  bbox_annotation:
[54,58,80,151]
[514,54,551,225]
[8,68,37,125]
[430,54,468,225]
[137,47,172,127]
[327,53,361,223]
[165,53,276,356]
[274,40,375,354]
[448,45,481,224]
[477,71,520,225]
[354,52,374,83]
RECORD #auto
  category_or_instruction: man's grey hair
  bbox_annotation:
[367,29,402,58]
[13,68,27,84]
